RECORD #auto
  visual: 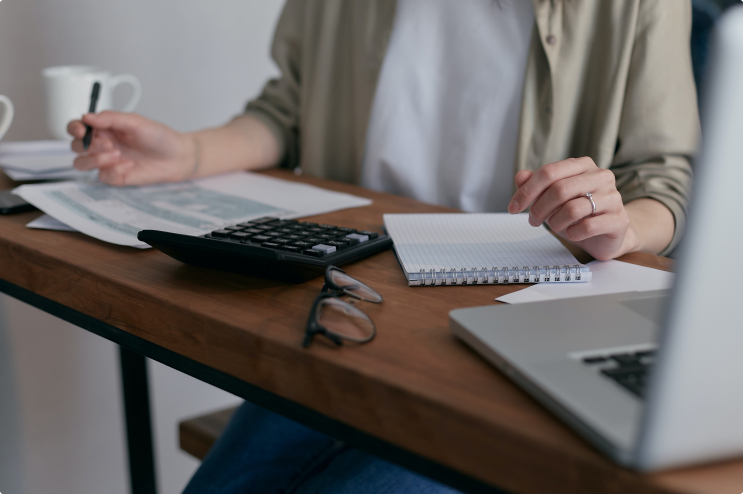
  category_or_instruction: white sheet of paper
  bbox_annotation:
[0,140,71,155]
[0,153,76,173]
[4,167,93,181]
[14,172,373,248]
[0,140,76,174]
[495,259,674,304]
[26,214,77,232]
[25,214,151,249]
[383,213,583,272]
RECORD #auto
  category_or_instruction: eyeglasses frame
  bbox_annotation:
[303,266,382,348]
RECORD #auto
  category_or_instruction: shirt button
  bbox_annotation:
[546,35,556,45]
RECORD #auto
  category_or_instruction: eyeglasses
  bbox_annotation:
[303,266,383,348]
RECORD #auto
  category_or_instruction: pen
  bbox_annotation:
[82,81,101,151]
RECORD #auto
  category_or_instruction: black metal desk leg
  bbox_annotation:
[119,346,158,494]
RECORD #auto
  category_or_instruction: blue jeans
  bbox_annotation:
[183,401,462,494]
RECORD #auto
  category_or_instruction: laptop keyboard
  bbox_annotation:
[582,349,656,399]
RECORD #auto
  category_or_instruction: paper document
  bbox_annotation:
[496,259,674,304]
[1,153,75,174]
[26,214,77,232]
[4,168,93,181]
[14,172,372,248]
[0,140,72,156]
[0,140,88,181]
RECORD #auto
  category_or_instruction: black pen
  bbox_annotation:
[82,81,101,151]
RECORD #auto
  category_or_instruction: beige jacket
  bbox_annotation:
[245,0,699,254]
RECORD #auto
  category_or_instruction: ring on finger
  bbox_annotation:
[584,192,596,216]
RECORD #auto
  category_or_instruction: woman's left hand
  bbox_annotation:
[508,157,637,261]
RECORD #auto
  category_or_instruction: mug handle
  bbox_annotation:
[0,95,14,141]
[108,74,142,113]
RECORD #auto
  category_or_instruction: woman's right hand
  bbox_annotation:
[68,111,197,186]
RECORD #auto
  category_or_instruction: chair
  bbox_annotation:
[179,406,237,460]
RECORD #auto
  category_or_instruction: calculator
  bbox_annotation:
[138,217,392,282]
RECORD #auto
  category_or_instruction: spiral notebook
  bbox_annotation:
[383,213,591,286]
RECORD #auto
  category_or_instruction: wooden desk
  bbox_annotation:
[1,169,741,494]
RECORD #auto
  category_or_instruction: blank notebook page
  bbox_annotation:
[383,213,581,274]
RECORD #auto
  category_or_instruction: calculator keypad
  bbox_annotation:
[206,217,380,258]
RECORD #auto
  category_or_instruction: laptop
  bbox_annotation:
[449,8,743,471]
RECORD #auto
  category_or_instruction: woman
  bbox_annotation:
[68,0,698,491]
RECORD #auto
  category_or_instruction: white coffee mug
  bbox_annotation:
[0,95,14,141]
[42,65,142,140]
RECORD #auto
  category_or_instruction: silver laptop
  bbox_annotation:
[450,8,743,471]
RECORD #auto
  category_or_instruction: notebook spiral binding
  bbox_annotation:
[409,264,592,286]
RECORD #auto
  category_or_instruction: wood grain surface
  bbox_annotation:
[0,170,737,494]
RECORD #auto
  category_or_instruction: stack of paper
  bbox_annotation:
[14,172,373,248]
[0,141,92,181]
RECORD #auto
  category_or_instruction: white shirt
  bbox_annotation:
[361,0,534,213]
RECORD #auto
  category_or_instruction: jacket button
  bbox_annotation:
[546,35,556,45]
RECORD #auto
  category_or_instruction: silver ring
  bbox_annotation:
[585,192,596,215]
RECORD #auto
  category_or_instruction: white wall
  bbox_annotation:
[0,0,284,138]
[0,0,285,493]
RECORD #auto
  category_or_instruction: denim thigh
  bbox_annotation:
[183,401,342,494]
[184,401,461,494]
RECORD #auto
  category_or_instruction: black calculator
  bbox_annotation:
[138,217,392,282]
